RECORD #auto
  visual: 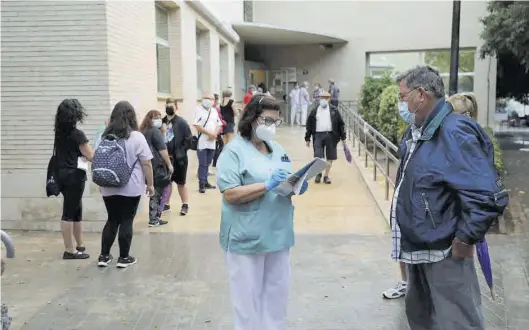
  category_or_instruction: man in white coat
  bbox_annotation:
[299,81,311,126]
[289,84,300,126]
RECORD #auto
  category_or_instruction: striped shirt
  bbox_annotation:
[391,125,451,264]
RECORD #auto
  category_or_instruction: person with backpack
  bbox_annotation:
[93,101,154,268]
[53,99,94,260]
[140,110,173,227]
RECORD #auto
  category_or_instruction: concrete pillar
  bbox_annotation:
[227,43,236,92]
[199,31,211,95]
[474,54,497,128]
[168,7,183,99]
[179,5,198,119]
[220,43,229,91]
[209,32,220,95]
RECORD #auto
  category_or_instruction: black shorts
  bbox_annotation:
[60,176,86,222]
[313,132,338,161]
[171,157,188,185]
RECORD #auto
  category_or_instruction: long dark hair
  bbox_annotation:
[54,99,86,138]
[238,95,280,140]
[103,101,138,139]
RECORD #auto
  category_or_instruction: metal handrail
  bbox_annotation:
[338,101,400,200]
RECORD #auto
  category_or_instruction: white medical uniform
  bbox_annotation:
[299,87,311,126]
[289,88,300,125]
[217,135,295,330]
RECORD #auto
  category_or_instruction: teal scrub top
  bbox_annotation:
[216,134,294,254]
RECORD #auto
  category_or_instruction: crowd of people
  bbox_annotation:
[45,66,508,330]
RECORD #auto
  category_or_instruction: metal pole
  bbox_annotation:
[449,0,461,96]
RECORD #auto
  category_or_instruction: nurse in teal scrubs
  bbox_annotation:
[216,95,308,330]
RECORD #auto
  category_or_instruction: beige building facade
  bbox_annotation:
[1,0,239,230]
[1,0,497,230]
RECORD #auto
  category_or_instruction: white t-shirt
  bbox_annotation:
[316,105,332,132]
[194,105,221,150]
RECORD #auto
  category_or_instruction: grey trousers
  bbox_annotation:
[405,257,484,330]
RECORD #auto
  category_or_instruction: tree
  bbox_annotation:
[425,50,475,73]
[480,1,529,104]
[377,85,409,145]
[358,74,393,129]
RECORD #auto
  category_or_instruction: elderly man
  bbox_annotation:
[193,93,222,194]
[392,66,509,330]
[304,91,346,184]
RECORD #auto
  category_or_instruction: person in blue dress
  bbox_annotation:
[216,95,309,330]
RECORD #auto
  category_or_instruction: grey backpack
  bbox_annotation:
[92,134,137,187]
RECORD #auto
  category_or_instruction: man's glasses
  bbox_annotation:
[258,116,282,127]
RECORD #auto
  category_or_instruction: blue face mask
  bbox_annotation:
[398,102,415,124]
[320,100,328,108]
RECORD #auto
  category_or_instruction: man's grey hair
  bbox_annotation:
[248,85,256,91]
[396,66,445,98]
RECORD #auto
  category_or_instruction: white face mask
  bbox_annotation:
[152,119,163,128]
[254,124,276,142]
[202,99,212,109]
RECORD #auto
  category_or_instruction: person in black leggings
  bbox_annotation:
[54,99,94,260]
[97,101,155,268]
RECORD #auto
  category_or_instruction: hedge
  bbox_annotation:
[358,75,393,130]
[484,127,504,174]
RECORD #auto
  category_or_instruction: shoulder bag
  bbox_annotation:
[190,110,212,151]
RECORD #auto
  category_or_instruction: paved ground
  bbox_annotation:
[496,130,529,233]
[2,128,529,330]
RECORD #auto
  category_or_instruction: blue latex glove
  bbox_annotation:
[265,169,290,191]
[299,180,309,195]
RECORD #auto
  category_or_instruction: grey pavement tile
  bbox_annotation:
[4,233,528,330]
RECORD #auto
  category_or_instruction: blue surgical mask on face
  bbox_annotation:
[398,101,415,124]
[320,100,328,108]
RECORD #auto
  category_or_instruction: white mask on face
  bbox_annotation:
[152,119,163,128]
[202,99,212,109]
[254,124,276,142]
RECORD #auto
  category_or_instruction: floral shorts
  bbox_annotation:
[1,304,11,330]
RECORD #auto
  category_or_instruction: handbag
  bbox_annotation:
[46,138,61,197]
[150,145,171,188]
[190,110,212,151]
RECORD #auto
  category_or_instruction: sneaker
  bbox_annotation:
[180,204,189,216]
[149,219,168,227]
[199,182,206,194]
[63,251,90,260]
[315,173,322,183]
[117,256,137,268]
[162,204,171,213]
[97,254,113,267]
[382,281,407,299]
[205,182,216,190]
[324,176,332,184]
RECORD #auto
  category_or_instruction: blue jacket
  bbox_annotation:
[395,99,509,252]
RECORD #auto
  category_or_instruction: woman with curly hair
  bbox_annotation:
[140,109,173,227]
[54,99,94,260]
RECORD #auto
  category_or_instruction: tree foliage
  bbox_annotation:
[480,1,529,104]
[358,74,393,129]
[425,49,475,73]
[377,85,400,144]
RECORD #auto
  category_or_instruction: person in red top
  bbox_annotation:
[243,85,257,106]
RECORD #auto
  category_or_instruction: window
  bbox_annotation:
[156,5,171,94]
[368,49,476,93]
[196,31,203,97]
[243,1,253,22]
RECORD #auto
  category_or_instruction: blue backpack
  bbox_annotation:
[92,134,137,187]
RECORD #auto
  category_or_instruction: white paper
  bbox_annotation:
[77,156,89,172]
[273,158,329,196]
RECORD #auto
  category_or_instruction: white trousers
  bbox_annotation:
[225,249,291,330]
[300,104,308,126]
[290,105,300,125]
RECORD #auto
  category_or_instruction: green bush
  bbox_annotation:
[484,127,504,174]
[376,85,410,145]
[358,74,393,129]
[377,85,400,144]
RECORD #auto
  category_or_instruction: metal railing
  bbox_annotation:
[338,101,400,200]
